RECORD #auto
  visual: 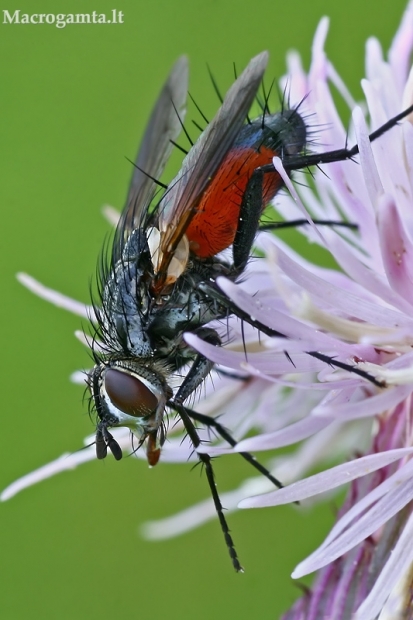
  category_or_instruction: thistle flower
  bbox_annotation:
[189,3,413,617]
[4,3,413,618]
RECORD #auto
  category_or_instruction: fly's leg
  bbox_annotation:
[170,402,284,490]
[260,219,357,231]
[170,328,243,571]
[267,102,413,173]
[232,170,357,272]
[96,421,123,461]
[174,328,221,403]
[172,345,285,488]
[233,169,264,271]
[172,403,243,572]
[232,102,413,270]
[198,280,385,388]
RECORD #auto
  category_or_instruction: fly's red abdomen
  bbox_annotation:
[186,109,307,258]
[186,145,282,257]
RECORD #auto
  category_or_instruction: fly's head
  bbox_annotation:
[88,358,173,466]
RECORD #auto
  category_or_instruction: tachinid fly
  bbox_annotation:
[87,52,413,571]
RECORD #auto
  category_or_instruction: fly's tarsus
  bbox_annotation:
[308,351,386,388]
[96,422,123,461]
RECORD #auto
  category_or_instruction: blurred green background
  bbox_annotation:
[0,1,408,618]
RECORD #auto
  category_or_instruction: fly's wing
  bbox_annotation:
[153,52,269,285]
[113,56,188,262]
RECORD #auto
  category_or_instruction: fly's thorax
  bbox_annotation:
[234,108,307,156]
[90,358,172,437]
[121,228,151,262]
[148,258,228,355]
[99,229,154,357]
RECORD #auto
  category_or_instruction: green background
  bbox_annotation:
[0,1,408,618]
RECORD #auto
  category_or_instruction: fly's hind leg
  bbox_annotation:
[232,165,358,273]
[233,169,265,272]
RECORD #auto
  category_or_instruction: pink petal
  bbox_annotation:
[185,333,333,374]
[352,107,384,204]
[197,416,332,457]
[217,277,362,354]
[377,194,413,305]
[270,239,413,330]
[357,513,413,619]
[241,361,364,390]
[17,272,94,319]
[320,459,413,553]
[1,449,96,501]
[293,467,413,578]
[308,17,329,87]
[317,229,413,316]
[388,0,413,93]
[313,384,413,420]
[101,205,120,226]
[239,448,413,508]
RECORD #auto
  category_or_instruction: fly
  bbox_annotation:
[88,52,413,571]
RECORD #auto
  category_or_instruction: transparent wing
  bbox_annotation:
[154,52,269,283]
[114,56,188,261]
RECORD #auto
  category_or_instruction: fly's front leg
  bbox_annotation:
[170,328,243,571]
[96,421,123,461]
[173,328,221,406]
[172,402,285,491]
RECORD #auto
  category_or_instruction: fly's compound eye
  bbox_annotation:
[105,368,159,417]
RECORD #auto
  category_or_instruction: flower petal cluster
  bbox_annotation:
[188,4,413,617]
